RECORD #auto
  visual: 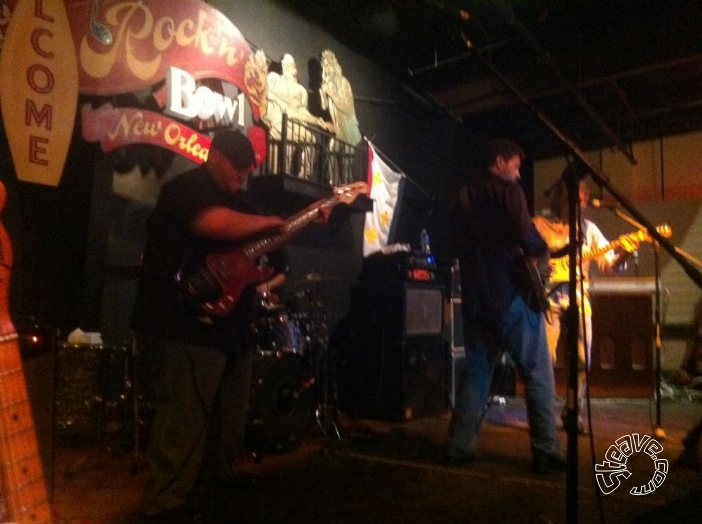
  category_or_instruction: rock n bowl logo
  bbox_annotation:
[595,433,668,495]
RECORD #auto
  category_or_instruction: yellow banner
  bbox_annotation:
[0,0,78,186]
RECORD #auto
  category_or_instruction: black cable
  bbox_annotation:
[576,217,607,524]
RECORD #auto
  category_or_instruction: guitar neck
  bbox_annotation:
[581,237,625,263]
[0,181,53,523]
[549,234,632,285]
[242,195,337,260]
[0,336,53,524]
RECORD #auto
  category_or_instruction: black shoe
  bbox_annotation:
[677,448,700,471]
[442,447,481,466]
[143,504,201,523]
[215,471,261,489]
[533,453,567,474]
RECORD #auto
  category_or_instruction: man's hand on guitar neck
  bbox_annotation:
[316,206,332,224]
[611,235,640,270]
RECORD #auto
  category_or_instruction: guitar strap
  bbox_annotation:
[455,185,477,250]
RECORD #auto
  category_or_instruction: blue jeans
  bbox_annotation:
[448,294,562,459]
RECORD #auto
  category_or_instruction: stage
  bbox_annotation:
[46,388,702,523]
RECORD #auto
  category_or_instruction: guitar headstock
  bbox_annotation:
[631,223,673,243]
[656,223,672,238]
[333,181,369,203]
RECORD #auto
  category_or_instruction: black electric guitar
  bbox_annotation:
[175,182,367,317]
[514,251,550,313]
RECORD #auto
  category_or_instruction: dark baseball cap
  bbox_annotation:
[210,129,256,170]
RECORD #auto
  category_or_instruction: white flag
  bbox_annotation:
[363,141,405,257]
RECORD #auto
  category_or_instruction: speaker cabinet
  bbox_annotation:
[590,292,653,390]
[336,330,446,422]
[351,283,444,338]
[336,283,446,421]
[553,283,654,396]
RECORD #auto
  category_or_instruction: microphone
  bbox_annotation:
[590,198,620,209]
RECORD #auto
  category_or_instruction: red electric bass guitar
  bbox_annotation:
[175,181,367,317]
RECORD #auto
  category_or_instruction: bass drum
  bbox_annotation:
[245,352,317,454]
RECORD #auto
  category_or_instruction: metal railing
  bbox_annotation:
[256,114,368,188]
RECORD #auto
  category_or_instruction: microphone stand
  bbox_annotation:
[564,170,581,522]
[652,242,665,440]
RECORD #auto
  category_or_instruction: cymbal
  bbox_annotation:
[288,273,341,286]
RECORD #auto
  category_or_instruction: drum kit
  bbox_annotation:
[246,273,340,453]
[49,272,340,468]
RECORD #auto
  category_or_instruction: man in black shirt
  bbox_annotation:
[445,138,565,474]
[132,129,301,521]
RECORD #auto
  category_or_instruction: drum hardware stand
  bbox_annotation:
[314,331,342,442]
[302,281,342,442]
[125,333,146,473]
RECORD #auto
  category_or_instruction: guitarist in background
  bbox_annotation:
[533,171,639,435]
[131,129,329,523]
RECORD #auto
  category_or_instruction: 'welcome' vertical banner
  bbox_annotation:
[0,0,78,186]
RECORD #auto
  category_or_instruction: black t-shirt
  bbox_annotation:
[132,166,285,352]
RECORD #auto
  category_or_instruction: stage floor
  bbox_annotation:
[43,385,702,524]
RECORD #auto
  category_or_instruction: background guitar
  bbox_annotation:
[0,181,53,523]
[547,224,672,291]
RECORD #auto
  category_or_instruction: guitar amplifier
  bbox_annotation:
[360,251,438,284]
[351,282,444,338]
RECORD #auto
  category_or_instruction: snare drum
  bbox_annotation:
[251,309,303,354]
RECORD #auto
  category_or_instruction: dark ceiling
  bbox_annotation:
[280,0,702,162]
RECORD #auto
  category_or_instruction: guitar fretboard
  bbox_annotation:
[0,335,53,524]
[242,196,337,261]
